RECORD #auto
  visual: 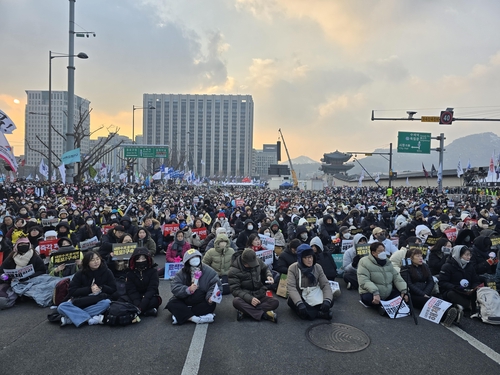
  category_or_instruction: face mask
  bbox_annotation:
[111,215,116,219]
[377,235,386,242]
[403,210,408,215]
[343,233,351,239]
[377,252,387,260]
[99,208,103,212]
[442,247,451,254]
[218,242,227,248]
[236,213,240,217]
[17,244,30,254]
[348,218,353,225]
[86,220,94,226]
[300,233,308,240]
[0,237,3,242]
[247,225,253,231]
[189,257,201,267]
[199,214,204,218]
[279,217,284,221]
[264,231,270,236]
[464,236,470,243]
[48,216,55,220]
[336,211,341,215]
[460,258,469,267]
[94,212,99,216]
[136,261,147,270]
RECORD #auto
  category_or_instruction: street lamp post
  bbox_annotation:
[49,50,88,182]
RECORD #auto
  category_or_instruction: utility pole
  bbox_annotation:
[66,0,76,184]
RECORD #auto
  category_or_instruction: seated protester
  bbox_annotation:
[470,236,498,280]
[439,245,481,318]
[269,220,286,256]
[0,237,46,282]
[310,236,338,282]
[48,237,83,277]
[428,238,452,276]
[57,251,116,327]
[120,215,138,238]
[246,233,265,252]
[27,225,44,249]
[228,249,279,323]
[185,219,204,250]
[204,227,238,253]
[58,209,69,222]
[199,220,222,254]
[166,230,191,263]
[357,242,408,315]
[295,225,311,245]
[389,236,421,273]
[142,217,163,255]
[166,249,220,325]
[6,218,28,245]
[236,219,257,250]
[318,214,339,249]
[369,227,398,256]
[342,233,368,290]
[1,215,15,236]
[0,230,13,262]
[56,221,77,246]
[287,244,333,320]
[403,248,435,309]
[109,233,134,281]
[75,216,102,245]
[123,247,161,317]
[133,227,156,258]
[99,224,125,261]
[276,239,301,275]
[36,229,58,265]
[202,233,235,294]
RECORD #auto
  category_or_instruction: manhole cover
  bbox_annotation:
[306,323,370,353]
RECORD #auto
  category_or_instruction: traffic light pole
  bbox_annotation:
[435,133,445,194]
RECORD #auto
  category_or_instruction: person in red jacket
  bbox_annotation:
[166,231,191,263]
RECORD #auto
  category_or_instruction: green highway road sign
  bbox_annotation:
[397,132,431,154]
[123,146,169,158]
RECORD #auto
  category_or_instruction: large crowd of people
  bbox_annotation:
[0,181,499,328]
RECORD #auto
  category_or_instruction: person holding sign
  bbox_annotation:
[357,242,408,315]
[0,237,45,282]
[166,249,220,325]
[48,238,83,277]
[57,251,116,327]
[286,244,334,320]
[342,234,368,290]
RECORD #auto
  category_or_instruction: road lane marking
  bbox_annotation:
[181,323,209,375]
[447,325,500,365]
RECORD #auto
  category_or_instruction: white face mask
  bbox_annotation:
[247,225,253,231]
[278,217,284,221]
[218,242,227,248]
[189,257,201,267]
[343,233,351,239]
[348,218,353,225]
[86,220,94,226]
[377,252,387,260]
[264,231,270,236]
[111,215,116,219]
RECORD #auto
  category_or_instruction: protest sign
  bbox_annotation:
[235,199,245,207]
[163,223,180,236]
[341,240,354,254]
[432,220,442,231]
[408,243,428,257]
[79,236,99,251]
[332,254,344,276]
[51,248,81,267]
[356,244,370,257]
[258,234,275,251]
[306,217,317,224]
[101,225,114,235]
[425,236,440,246]
[490,236,500,247]
[202,213,212,225]
[38,239,59,257]
[112,243,137,261]
[210,283,223,304]
[390,237,399,249]
[255,249,274,266]
[444,228,457,243]
[164,262,184,279]
[419,297,452,324]
[192,227,208,240]
[351,228,363,235]
[3,264,35,279]
[380,296,410,318]
[41,218,59,227]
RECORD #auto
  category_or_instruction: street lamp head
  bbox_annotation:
[149,106,155,110]
[77,52,88,59]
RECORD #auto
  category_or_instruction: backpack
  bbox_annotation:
[471,287,500,325]
[104,301,141,326]
[52,278,70,306]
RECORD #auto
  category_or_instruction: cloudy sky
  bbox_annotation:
[2,0,500,162]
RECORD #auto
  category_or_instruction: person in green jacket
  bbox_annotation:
[202,234,234,294]
[133,227,157,257]
[357,241,408,315]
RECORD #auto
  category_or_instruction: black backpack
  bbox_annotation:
[104,301,141,326]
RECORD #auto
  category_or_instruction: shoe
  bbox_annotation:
[198,313,215,324]
[455,304,464,325]
[236,310,244,321]
[88,314,104,325]
[160,250,166,255]
[318,310,333,320]
[262,311,278,323]
[60,316,72,327]
[442,307,458,327]
[378,306,386,316]
[144,308,158,317]
[346,282,352,290]
[172,315,178,325]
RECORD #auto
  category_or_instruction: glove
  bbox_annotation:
[297,303,308,319]
[351,255,361,269]
[321,300,331,313]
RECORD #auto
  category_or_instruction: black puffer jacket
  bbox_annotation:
[319,214,338,246]
[125,247,159,312]
[428,249,448,276]
[235,219,256,250]
[470,236,496,275]
[228,250,272,304]
[276,246,297,275]
[68,262,117,299]
[439,246,480,296]
[406,263,434,297]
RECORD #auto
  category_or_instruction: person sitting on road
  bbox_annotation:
[286,244,333,320]
[369,227,398,256]
[57,250,116,327]
[123,247,161,317]
[428,238,452,276]
[48,237,83,277]
[228,248,279,323]
[276,239,301,275]
[310,236,338,282]
[133,227,157,258]
[202,233,234,295]
[166,249,220,325]
[166,230,191,263]
[390,236,421,273]
[342,233,368,290]
[357,242,408,315]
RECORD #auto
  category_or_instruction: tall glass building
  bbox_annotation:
[143,94,253,177]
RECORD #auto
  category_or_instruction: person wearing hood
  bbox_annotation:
[236,218,257,250]
[75,216,102,244]
[120,215,138,238]
[342,233,368,290]
[0,237,46,282]
[357,242,408,314]
[428,238,452,276]
[228,248,279,323]
[286,214,301,241]
[166,249,220,325]
[203,233,235,295]
[310,236,338,282]
[439,245,480,319]
[48,237,83,277]
[470,236,498,277]
[133,227,157,257]
[361,211,379,238]
[123,247,161,317]
[57,250,116,327]
[295,225,311,245]
[269,220,285,253]
[27,225,44,248]
[455,228,475,248]
[166,230,191,263]
[276,239,301,275]
[286,244,333,320]
[56,221,77,246]
[143,216,163,255]
[319,214,339,248]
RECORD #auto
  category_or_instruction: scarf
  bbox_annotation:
[172,238,185,257]
[14,249,34,269]
[298,261,316,285]
[375,258,387,267]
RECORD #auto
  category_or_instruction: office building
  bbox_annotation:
[143,94,254,177]
[25,90,90,167]
[253,144,278,177]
